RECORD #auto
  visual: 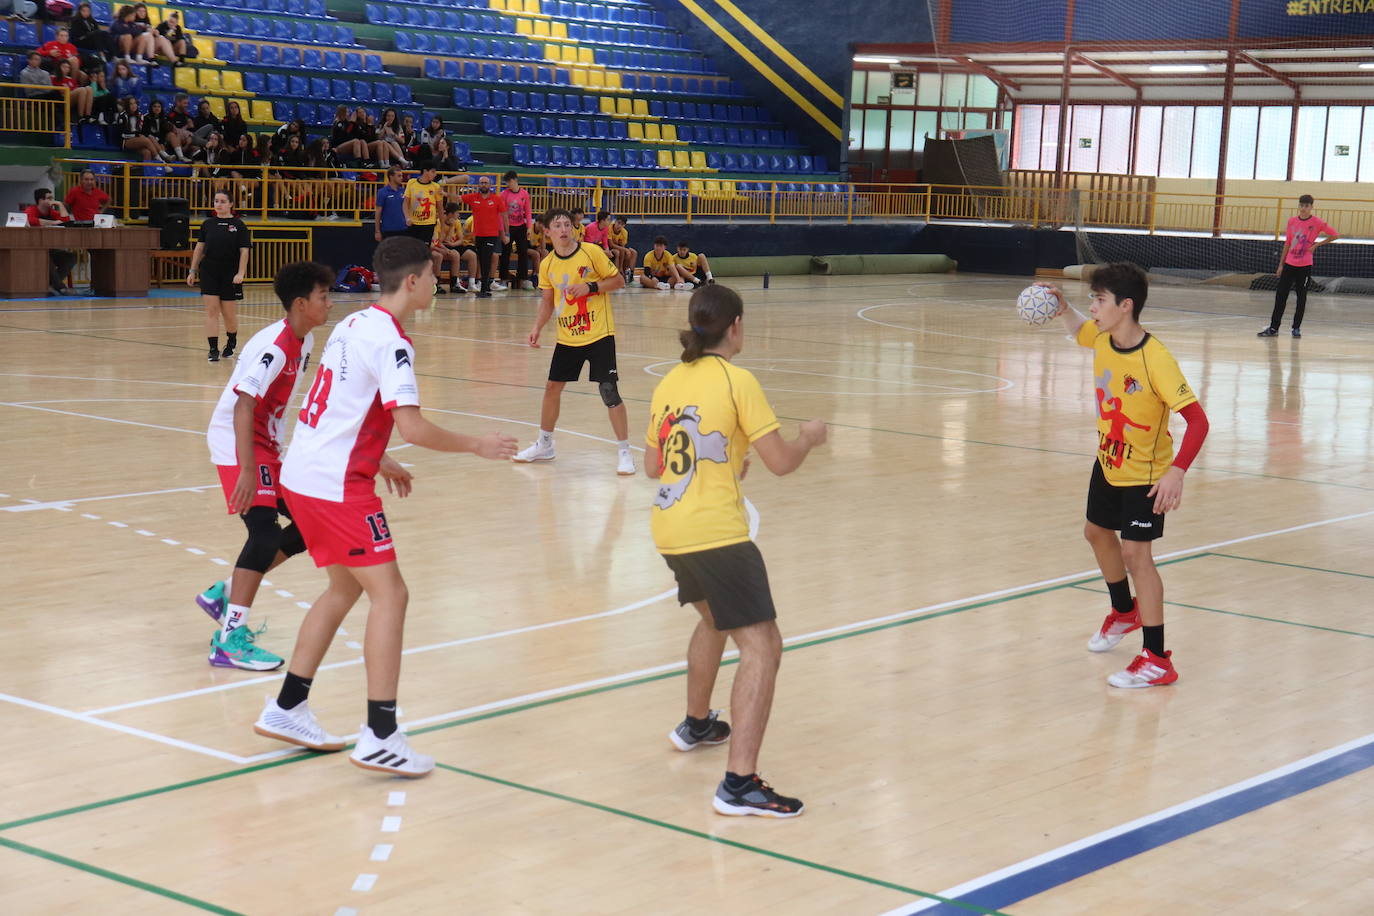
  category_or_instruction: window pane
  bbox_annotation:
[1040,105,1061,171]
[1256,107,1291,180]
[850,71,865,105]
[917,72,942,107]
[1361,108,1374,183]
[914,110,939,151]
[1135,106,1163,176]
[969,75,998,108]
[964,112,989,130]
[863,109,888,151]
[1069,105,1102,172]
[1099,106,1132,174]
[1190,107,1222,179]
[1293,107,1326,181]
[941,73,968,108]
[848,111,862,150]
[1159,106,1194,178]
[1324,106,1360,183]
[889,109,915,154]
[1000,110,1012,131]
[1224,106,1259,181]
[866,71,891,105]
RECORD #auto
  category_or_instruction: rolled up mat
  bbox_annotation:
[704,256,814,277]
[809,254,957,275]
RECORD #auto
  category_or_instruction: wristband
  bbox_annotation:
[587,281,599,294]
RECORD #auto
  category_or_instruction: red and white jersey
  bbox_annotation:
[281,305,420,502]
[207,318,314,466]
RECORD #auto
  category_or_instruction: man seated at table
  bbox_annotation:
[25,188,78,296]
[64,169,111,222]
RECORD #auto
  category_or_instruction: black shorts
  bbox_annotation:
[199,263,243,300]
[548,334,618,383]
[662,541,777,630]
[1086,461,1164,541]
[380,228,410,240]
[409,223,435,244]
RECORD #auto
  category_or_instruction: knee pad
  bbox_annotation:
[278,522,306,559]
[598,379,622,408]
[235,505,282,573]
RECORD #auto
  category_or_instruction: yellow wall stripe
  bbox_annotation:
[711,0,844,110]
[672,0,842,139]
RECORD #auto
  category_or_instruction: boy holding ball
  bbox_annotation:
[1041,263,1210,688]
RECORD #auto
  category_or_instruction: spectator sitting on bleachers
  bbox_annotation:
[109,59,144,100]
[271,117,307,155]
[271,132,308,175]
[416,135,460,172]
[141,97,181,160]
[19,52,62,99]
[330,104,368,162]
[53,58,95,122]
[71,3,116,64]
[156,11,193,64]
[220,99,247,149]
[306,138,346,219]
[25,189,78,297]
[375,108,411,169]
[191,98,220,146]
[164,92,200,158]
[115,96,169,161]
[132,3,180,65]
[111,5,155,66]
[349,106,390,166]
[419,114,445,149]
[65,168,111,222]
[37,27,82,76]
[223,132,262,198]
[88,66,115,124]
[398,113,421,163]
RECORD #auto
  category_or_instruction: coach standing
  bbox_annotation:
[373,166,409,243]
[188,190,250,363]
[458,174,508,299]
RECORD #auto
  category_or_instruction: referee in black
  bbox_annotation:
[188,190,251,363]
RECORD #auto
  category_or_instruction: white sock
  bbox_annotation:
[616,439,629,452]
[705,270,713,280]
[538,429,554,446]
[221,603,249,639]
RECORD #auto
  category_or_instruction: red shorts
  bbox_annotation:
[216,457,283,515]
[281,487,395,568]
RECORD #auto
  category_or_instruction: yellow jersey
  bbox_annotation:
[646,356,780,555]
[433,218,461,247]
[644,249,674,277]
[674,251,699,273]
[529,226,545,248]
[574,222,586,241]
[538,242,620,347]
[609,225,628,246]
[460,216,475,245]
[1077,322,1198,486]
[404,178,443,226]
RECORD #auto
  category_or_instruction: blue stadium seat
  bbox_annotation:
[550,146,568,167]
[431,35,451,56]
[459,61,477,80]
[316,78,336,99]
[471,88,489,108]
[469,37,488,57]
[482,113,500,134]
[626,51,642,70]
[373,83,392,104]
[183,10,206,30]
[582,96,598,114]
[649,100,664,118]
[610,121,627,140]
[739,128,754,145]
[150,67,174,90]
[492,90,509,109]
[307,0,325,16]
[569,147,586,167]
[706,153,722,169]
[424,59,442,79]
[593,120,609,140]
[265,0,285,13]
[365,54,383,73]
[273,101,293,121]
[511,91,527,110]
[639,149,658,169]
[770,129,786,146]
[556,118,573,137]
[527,91,545,111]
[280,47,299,67]
[574,119,591,139]
[538,117,555,135]
[798,155,812,173]
[265,21,286,41]
[676,126,693,143]
[337,25,355,45]
[725,128,740,145]
[711,105,727,121]
[289,75,310,96]
[209,14,231,34]
[512,144,529,165]
[685,78,700,93]
[519,116,536,135]
[680,102,697,119]
[412,33,431,53]
[655,76,669,91]
[352,80,372,101]
[89,1,112,22]
[530,145,549,166]
[501,115,519,134]
[393,31,412,51]
[723,153,739,171]
[453,88,470,108]
[303,49,322,69]
[394,84,412,104]
[267,73,288,95]
[710,127,725,145]
[288,0,305,14]
[244,72,265,93]
[500,64,517,81]
[217,41,237,61]
[295,103,316,124]
[481,63,499,81]
[555,69,570,86]
[813,155,828,173]
[605,148,622,169]
[769,155,784,171]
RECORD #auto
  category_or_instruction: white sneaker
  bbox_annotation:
[616,449,634,476]
[673,282,690,290]
[520,279,535,290]
[253,697,346,751]
[490,280,508,292]
[656,281,670,291]
[349,725,434,778]
[512,438,555,463]
[465,279,479,293]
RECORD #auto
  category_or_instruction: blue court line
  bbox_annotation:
[890,732,1374,915]
[0,290,198,306]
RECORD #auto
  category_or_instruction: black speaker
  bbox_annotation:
[148,197,189,228]
[160,214,191,250]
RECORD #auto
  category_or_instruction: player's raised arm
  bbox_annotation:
[1039,283,1089,338]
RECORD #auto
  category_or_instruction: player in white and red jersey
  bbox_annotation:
[195,261,335,672]
[252,236,518,777]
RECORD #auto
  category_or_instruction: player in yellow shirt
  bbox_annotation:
[1043,263,1210,689]
[526,216,547,277]
[674,240,714,287]
[608,216,637,280]
[512,207,633,474]
[639,235,690,290]
[402,165,445,244]
[430,202,469,294]
[645,284,826,817]
[570,206,587,242]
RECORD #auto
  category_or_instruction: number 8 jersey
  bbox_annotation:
[282,305,421,502]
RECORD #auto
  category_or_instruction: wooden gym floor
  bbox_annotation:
[1,272,1372,915]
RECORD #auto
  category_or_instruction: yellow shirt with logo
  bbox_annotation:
[404,178,444,226]
[644,248,674,277]
[646,356,780,555]
[573,222,586,241]
[433,218,461,247]
[609,225,627,246]
[674,251,699,273]
[1076,322,1197,486]
[529,225,545,248]
[538,241,619,347]
[460,216,475,245]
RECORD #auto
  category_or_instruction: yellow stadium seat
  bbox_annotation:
[661,124,678,143]
[587,69,605,89]
[603,71,620,90]
[563,45,580,63]
[688,179,704,197]
[689,151,708,170]
[599,96,614,115]
[627,122,644,141]
[145,5,161,24]
[198,69,223,93]
[632,99,648,117]
[524,0,540,13]
[220,70,247,95]
[569,68,587,86]
[175,67,198,91]
[703,181,721,198]
[543,43,560,61]
[250,99,275,123]
[616,97,632,117]
[657,150,674,170]
[516,19,533,36]
[489,0,506,10]
[674,150,691,170]
[550,21,567,39]
[577,47,594,65]
[644,123,661,142]
[205,96,226,118]
[191,37,224,65]
[531,19,547,37]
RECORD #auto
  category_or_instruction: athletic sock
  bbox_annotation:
[724,771,754,791]
[616,439,629,452]
[367,699,398,739]
[1106,578,1134,615]
[207,336,218,351]
[225,331,237,349]
[537,429,553,446]
[1142,624,1165,656]
[221,603,249,639]
[685,714,711,734]
[276,672,313,710]
[704,270,713,280]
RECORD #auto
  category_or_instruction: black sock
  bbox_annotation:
[276,671,313,710]
[367,700,398,739]
[224,331,237,349]
[207,336,218,351]
[685,714,711,734]
[1142,624,1165,656]
[1106,578,1134,615]
[724,771,754,790]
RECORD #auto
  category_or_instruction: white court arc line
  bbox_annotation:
[0,402,203,436]
[641,357,1013,396]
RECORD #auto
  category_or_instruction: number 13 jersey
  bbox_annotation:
[645,355,779,555]
[282,305,420,502]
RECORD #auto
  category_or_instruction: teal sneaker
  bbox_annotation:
[209,625,284,671]
[196,580,227,624]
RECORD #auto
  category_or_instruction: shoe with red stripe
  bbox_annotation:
[1108,648,1178,688]
[1087,601,1141,652]
[713,774,804,818]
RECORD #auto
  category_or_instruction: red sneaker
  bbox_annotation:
[1088,600,1141,652]
[1108,648,1178,688]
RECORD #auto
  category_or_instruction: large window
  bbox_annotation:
[848,69,1004,174]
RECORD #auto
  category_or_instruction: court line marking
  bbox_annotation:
[0,836,244,915]
[886,731,1374,915]
[1207,552,1374,582]
[640,357,1014,396]
[433,763,1012,916]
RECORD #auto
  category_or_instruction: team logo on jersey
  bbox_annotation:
[653,405,728,510]
[555,267,594,335]
[394,348,411,368]
[1094,368,1151,469]
[260,352,275,370]
[1123,373,1141,395]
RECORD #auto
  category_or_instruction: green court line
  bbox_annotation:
[1207,553,1374,581]
[0,836,245,915]
[434,762,1014,916]
[1070,584,1374,640]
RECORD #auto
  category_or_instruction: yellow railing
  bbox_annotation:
[0,84,71,147]
[51,160,1374,239]
[152,226,312,284]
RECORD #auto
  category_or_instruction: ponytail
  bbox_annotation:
[678,284,743,362]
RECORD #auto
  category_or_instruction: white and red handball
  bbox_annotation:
[1016,285,1060,327]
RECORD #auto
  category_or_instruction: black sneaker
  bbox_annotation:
[1256,327,1278,338]
[1292,328,1302,338]
[450,284,461,294]
[476,291,492,298]
[220,344,235,359]
[668,710,730,751]
[207,347,220,362]
[713,774,804,818]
